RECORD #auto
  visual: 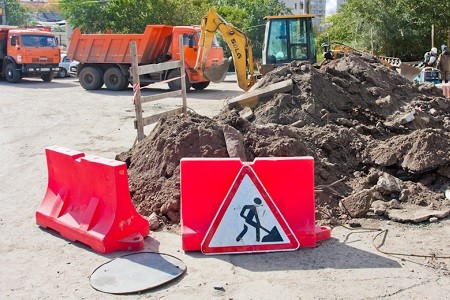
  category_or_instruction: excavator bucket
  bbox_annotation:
[203,58,230,83]
[378,56,402,69]
[399,62,422,82]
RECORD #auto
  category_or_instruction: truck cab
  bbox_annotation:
[170,26,225,90]
[0,27,60,83]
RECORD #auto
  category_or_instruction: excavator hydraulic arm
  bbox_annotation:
[196,8,257,91]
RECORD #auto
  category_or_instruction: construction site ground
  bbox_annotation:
[1,72,449,299]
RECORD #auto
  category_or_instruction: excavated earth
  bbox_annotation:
[117,54,450,229]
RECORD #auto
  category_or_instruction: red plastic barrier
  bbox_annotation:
[36,146,149,254]
[441,83,450,98]
[180,157,331,253]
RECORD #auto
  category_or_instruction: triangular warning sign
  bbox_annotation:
[201,165,299,254]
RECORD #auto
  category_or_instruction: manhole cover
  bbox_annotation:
[90,252,186,294]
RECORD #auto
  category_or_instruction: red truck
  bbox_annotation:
[0,26,60,83]
[67,25,225,91]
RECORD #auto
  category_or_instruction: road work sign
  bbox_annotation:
[201,165,299,254]
[180,157,331,252]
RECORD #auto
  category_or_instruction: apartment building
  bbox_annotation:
[281,0,327,28]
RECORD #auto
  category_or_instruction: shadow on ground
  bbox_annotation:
[186,237,401,271]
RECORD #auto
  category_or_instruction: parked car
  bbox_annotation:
[57,53,72,78]
[68,60,79,77]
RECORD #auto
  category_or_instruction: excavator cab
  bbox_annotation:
[260,14,316,75]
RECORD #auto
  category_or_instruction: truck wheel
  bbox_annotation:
[41,72,55,82]
[192,81,210,90]
[94,67,105,87]
[5,64,21,83]
[79,67,103,90]
[104,67,128,91]
[167,70,191,91]
[57,68,67,78]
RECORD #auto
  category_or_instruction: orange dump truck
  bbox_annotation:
[67,25,225,91]
[0,26,60,83]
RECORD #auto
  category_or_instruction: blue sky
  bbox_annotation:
[326,0,337,16]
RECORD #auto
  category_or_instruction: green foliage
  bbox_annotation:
[5,0,30,26]
[399,0,450,30]
[317,0,450,61]
[58,0,109,33]
[399,0,450,47]
[59,0,209,33]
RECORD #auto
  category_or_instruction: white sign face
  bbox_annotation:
[208,174,289,247]
[202,166,299,254]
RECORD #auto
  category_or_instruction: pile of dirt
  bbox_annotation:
[117,54,450,228]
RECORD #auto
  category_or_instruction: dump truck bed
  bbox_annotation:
[0,27,20,44]
[67,25,174,64]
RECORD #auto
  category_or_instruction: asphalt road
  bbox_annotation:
[0,75,449,299]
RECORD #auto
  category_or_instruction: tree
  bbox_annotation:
[5,0,29,26]
[58,0,110,33]
[317,0,441,61]
[59,0,208,33]
[399,0,450,48]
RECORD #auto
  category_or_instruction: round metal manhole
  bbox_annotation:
[90,252,186,294]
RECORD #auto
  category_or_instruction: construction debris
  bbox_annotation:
[117,54,450,226]
[227,79,294,109]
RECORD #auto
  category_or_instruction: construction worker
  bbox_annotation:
[437,45,450,83]
[419,47,438,68]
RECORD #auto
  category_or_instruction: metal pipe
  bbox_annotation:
[0,0,6,25]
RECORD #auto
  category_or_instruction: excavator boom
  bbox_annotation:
[196,8,257,91]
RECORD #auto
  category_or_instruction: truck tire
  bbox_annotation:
[192,81,210,90]
[79,67,103,90]
[94,67,105,87]
[41,72,55,82]
[5,63,21,83]
[104,67,128,91]
[167,70,191,91]
[57,68,67,78]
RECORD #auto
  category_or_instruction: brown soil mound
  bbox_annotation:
[117,114,228,224]
[118,54,450,227]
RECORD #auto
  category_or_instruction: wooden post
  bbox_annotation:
[370,27,374,55]
[432,24,435,48]
[448,27,450,50]
[130,41,145,141]
[179,35,187,114]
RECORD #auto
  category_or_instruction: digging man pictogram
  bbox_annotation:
[236,197,283,243]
